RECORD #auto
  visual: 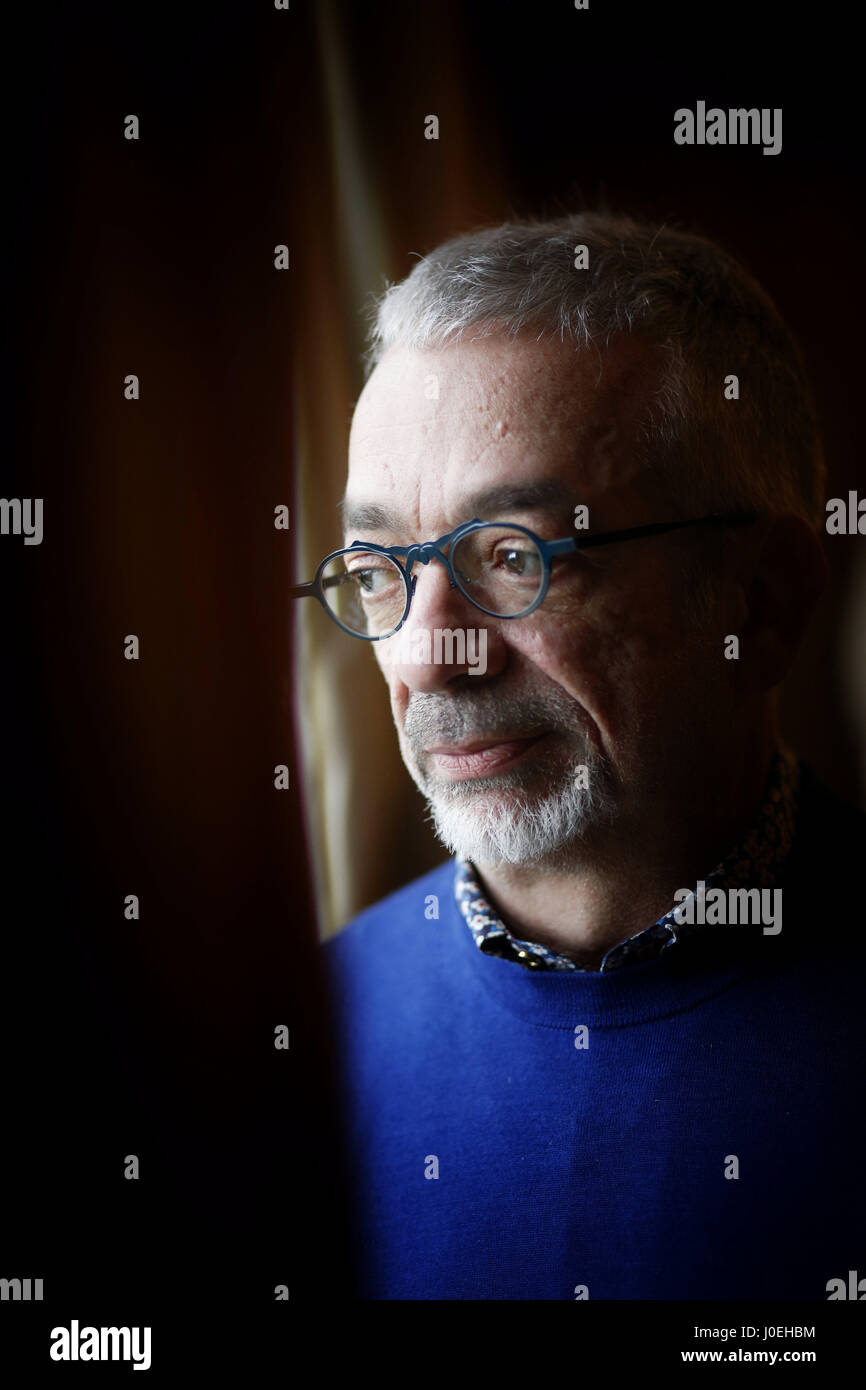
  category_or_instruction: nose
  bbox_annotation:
[377,556,505,691]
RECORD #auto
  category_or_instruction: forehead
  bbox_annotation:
[345,332,661,535]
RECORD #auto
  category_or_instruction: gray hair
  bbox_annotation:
[364,212,826,534]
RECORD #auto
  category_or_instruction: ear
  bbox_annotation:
[738,515,828,691]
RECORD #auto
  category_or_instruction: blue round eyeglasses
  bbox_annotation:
[289,511,758,640]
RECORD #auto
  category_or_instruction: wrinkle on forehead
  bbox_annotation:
[347,333,664,536]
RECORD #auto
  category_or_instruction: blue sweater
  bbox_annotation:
[323,768,866,1300]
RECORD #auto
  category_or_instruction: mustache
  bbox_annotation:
[402,684,589,750]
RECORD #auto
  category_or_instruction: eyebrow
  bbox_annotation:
[339,479,577,536]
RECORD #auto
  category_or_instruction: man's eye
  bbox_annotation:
[492,544,542,577]
[347,565,396,594]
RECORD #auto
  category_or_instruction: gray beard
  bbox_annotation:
[399,681,620,866]
[403,695,619,867]
[419,745,618,866]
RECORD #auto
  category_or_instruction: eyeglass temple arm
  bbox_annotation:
[555,511,758,553]
[291,574,358,598]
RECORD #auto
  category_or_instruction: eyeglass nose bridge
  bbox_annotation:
[403,539,459,591]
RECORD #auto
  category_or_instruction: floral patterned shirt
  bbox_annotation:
[454,744,800,972]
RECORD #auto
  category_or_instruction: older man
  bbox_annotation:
[296,214,865,1299]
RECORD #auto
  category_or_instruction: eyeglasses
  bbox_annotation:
[290,511,758,640]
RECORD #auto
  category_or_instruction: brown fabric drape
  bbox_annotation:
[292,0,506,937]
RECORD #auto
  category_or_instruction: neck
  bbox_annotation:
[473,721,778,970]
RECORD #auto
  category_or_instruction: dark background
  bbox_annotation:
[2,0,862,1370]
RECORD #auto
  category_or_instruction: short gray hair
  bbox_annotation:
[364,212,826,532]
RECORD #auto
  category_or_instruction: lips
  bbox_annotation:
[425,731,548,780]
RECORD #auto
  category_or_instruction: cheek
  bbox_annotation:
[374,654,408,721]
[510,583,684,739]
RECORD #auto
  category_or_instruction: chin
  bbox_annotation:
[426,781,614,867]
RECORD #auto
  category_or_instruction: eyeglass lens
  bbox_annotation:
[450,525,545,617]
[320,549,408,636]
[320,526,546,637]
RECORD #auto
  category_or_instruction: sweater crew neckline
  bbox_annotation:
[445,873,757,1030]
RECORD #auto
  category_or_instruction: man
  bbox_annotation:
[297,213,865,1299]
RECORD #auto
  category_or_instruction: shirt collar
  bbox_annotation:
[454,744,800,972]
